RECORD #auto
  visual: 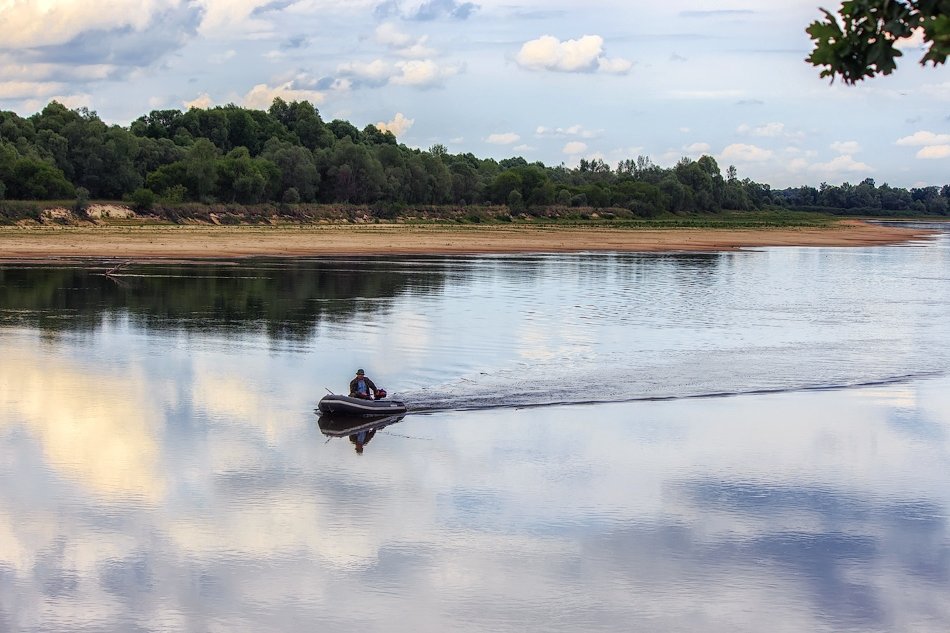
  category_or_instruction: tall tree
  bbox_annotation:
[260,140,320,201]
[185,139,218,200]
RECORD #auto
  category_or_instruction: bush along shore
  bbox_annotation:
[0,199,849,230]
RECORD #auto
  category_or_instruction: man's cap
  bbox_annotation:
[356,368,365,375]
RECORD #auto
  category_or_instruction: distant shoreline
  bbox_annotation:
[0,220,936,262]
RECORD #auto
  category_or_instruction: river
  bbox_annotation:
[1,225,948,632]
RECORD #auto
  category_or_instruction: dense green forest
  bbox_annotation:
[1,100,948,220]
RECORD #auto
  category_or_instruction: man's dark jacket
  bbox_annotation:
[349,376,378,397]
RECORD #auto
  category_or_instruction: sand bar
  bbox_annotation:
[0,220,935,262]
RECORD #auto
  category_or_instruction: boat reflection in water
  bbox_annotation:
[317,413,407,454]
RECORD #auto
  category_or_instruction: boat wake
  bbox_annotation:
[395,370,944,414]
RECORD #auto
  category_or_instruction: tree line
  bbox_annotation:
[0,99,948,218]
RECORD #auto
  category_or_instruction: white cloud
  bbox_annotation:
[597,57,633,75]
[184,93,215,109]
[486,133,520,145]
[0,56,115,83]
[720,143,773,162]
[21,93,93,112]
[830,140,861,154]
[896,131,950,146]
[535,125,599,139]
[326,77,352,92]
[0,81,67,99]
[242,82,325,110]
[513,144,535,152]
[562,141,588,154]
[338,59,456,89]
[0,0,179,48]
[195,0,275,35]
[397,41,438,58]
[684,142,711,154]
[737,122,786,138]
[375,23,413,48]
[375,23,436,58]
[517,35,597,72]
[337,59,393,85]
[810,154,873,174]
[916,145,950,159]
[376,112,414,137]
[515,34,631,74]
[391,60,457,87]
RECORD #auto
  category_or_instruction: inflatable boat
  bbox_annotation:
[317,394,408,416]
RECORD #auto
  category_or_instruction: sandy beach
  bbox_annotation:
[0,220,934,261]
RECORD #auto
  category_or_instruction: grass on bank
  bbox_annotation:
[0,198,845,229]
[11,199,935,229]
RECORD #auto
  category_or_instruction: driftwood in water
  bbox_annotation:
[101,260,133,287]
[104,260,132,277]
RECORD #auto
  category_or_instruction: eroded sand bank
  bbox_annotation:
[0,220,935,262]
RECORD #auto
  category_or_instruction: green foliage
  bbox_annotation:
[491,170,522,203]
[370,201,402,220]
[282,187,301,204]
[363,125,398,145]
[161,184,188,203]
[328,119,362,143]
[807,1,950,83]
[185,139,218,200]
[773,177,950,216]
[1,99,947,221]
[73,187,90,216]
[507,189,525,213]
[216,147,270,204]
[8,157,75,199]
[0,200,42,223]
[128,187,156,211]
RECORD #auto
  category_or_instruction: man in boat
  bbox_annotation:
[349,369,379,400]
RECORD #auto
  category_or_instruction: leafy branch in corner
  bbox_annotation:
[806,0,949,83]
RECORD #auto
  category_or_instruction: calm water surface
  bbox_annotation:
[1,226,949,632]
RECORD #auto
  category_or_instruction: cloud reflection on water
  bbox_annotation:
[7,367,949,631]
[0,337,164,502]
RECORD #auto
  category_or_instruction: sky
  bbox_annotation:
[0,0,948,189]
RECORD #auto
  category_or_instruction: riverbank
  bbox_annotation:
[0,220,934,261]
